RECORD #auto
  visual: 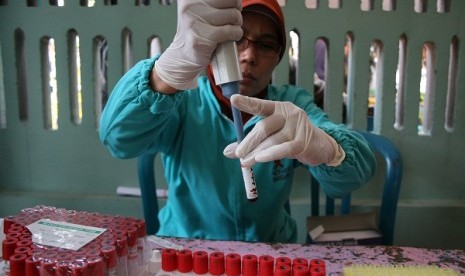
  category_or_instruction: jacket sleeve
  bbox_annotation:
[99,57,183,159]
[310,123,377,198]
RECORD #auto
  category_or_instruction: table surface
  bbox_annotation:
[149,237,465,275]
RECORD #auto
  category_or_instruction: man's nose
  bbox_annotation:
[239,43,258,63]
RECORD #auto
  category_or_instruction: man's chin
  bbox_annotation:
[239,85,258,97]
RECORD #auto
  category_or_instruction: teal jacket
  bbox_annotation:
[99,57,376,243]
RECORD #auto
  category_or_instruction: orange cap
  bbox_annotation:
[242,0,286,60]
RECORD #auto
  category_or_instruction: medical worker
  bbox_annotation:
[99,0,376,242]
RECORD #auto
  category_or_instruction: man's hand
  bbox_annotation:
[155,0,243,91]
[223,94,345,167]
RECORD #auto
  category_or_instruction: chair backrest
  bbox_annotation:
[310,131,403,245]
[137,153,160,235]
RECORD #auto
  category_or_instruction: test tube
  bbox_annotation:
[209,252,225,276]
[225,253,241,276]
[55,260,73,276]
[2,237,19,274]
[71,260,89,276]
[192,251,208,275]
[25,255,40,276]
[242,254,258,276]
[86,256,105,276]
[258,255,274,276]
[115,235,128,276]
[8,253,27,276]
[39,258,57,276]
[100,245,117,276]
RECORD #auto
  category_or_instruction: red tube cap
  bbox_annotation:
[310,266,326,276]
[293,257,309,268]
[2,237,19,261]
[87,256,105,276]
[225,253,241,276]
[258,255,274,276]
[25,256,40,276]
[209,251,225,275]
[293,264,310,276]
[310,258,326,268]
[275,256,291,267]
[161,248,177,272]
[9,253,27,276]
[192,251,208,274]
[100,245,117,269]
[242,254,258,276]
[177,249,193,273]
[275,264,291,276]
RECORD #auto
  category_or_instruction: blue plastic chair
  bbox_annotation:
[309,131,403,245]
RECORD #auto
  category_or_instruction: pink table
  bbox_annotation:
[150,237,465,275]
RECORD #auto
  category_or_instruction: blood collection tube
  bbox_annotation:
[7,225,24,235]
[115,235,129,276]
[309,258,325,269]
[125,226,138,257]
[39,258,58,276]
[16,239,32,249]
[209,251,225,276]
[293,257,308,268]
[127,249,140,275]
[56,260,73,276]
[3,216,16,234]
[87,256,105,276]
[100,245,117,276]
[176,249,193,273]
[2,237,18,274]
[275,256,291,268]
[242,254,258,276]
[310,266,326,276]
[135,219,150,266]
[258,255,274,276]
[274,264,292,276]
[225,253,241,276]
[71,260,89,276]
[8,253,27,276]
[161,248,177,272]
[5,231,22,241]
[192,251,208,274]
[293,264,310,276]
[25,256,40,276]
[14,246,32,256]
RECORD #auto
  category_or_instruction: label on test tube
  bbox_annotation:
[241,165,258,201]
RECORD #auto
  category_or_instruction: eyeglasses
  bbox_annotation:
[236,36,282,58]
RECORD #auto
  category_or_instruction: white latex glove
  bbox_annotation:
[155,0,243,90]
[223,94,346,167]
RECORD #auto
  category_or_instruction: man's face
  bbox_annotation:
[238,11,281,97]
